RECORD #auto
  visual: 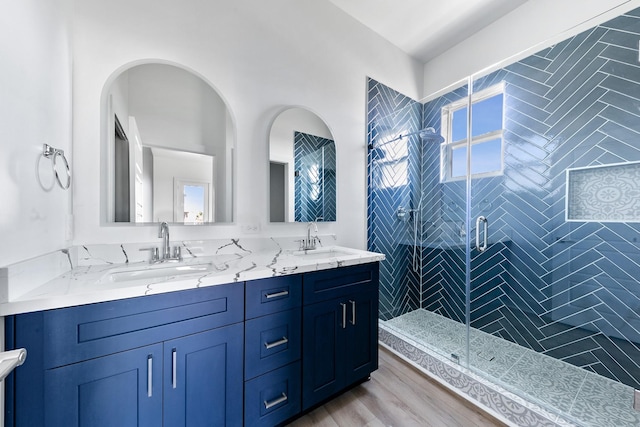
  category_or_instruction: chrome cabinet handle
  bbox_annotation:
[265,290,289,299]
[172,348,177,389]
[147,355,153,397]
[350,300,356,325]
[475,216,488,252]
[340,303,347,329]
[264,336,289,349]
[264,392,288,410]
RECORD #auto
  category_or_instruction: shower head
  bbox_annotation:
[418,127,445,144]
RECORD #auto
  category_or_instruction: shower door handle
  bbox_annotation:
[475,216,488,252]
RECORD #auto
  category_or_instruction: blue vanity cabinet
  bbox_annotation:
[5,282,244,427]
[301,263,379,411]
[244,275,303,426]
[5,262,379,426]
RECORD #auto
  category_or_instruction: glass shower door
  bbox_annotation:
[419,79,471,366]
[465,74,515,380]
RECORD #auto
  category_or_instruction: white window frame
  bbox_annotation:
[440,82,505,182]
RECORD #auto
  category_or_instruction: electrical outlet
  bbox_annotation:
[241,223,260,234]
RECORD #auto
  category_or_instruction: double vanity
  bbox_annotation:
[1,236,383,426]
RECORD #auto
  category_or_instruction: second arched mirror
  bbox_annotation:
[269,108,336,223]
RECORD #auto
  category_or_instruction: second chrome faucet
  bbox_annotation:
[300,222,318,250]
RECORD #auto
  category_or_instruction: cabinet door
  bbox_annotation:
[44,344,163,427]
[301,298,344,410]
[163,323,244,427]
[344,290,379,385]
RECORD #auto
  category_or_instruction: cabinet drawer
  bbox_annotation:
[303,263,379,305]
[244,361,301,427]
[246,275,302,319]
[17,282,244,369]
[245,309,301,380]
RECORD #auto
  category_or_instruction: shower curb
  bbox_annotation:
[378,325,578,427]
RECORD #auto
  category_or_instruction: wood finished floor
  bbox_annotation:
[287,346,507,427]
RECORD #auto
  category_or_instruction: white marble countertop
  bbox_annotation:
[0,237,384,316]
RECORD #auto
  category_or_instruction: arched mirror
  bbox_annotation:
[103,63,234,224]
[269,108,336,222]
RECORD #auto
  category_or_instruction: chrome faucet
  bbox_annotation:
[159,222,171,259]
[300,222,318,250]
[155,222,182,262]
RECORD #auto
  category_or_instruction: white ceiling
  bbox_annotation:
[327,0,528,63]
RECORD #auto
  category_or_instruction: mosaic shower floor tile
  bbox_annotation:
[500,350,587,413]
[469,329,528,378]
[383,309,640,427]
[570,372,640,427]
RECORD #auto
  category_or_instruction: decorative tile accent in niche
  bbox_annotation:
[566,161,640,222]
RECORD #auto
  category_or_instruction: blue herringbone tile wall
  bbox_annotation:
[368,7,640,389]
[367,78,423,320]
[294,131,336,222]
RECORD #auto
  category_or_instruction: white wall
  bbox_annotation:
[0,0,71,421]
[423,0,640,98]
[0,0,72,267]
[72,0,423,249]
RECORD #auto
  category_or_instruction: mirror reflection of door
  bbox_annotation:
[129,118,145,222]
[114,115,130,222]
[269,162,287,222]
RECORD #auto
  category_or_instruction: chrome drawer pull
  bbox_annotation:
[341,303,347,329]
[350,300,356,325]
[147,355,153,397]
[264,392,288,410]
[265,290,289,299]
[172,348,177,389]
[264,336,289,349]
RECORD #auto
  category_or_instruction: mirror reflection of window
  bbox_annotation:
[376,136,409,189]
[174,179,211,224]
[183,184,207,224]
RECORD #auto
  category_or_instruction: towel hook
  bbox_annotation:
[42,144,71,190]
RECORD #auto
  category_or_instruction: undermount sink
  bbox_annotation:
[99,262,216,284]
[289,247,356,260]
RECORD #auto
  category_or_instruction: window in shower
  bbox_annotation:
[377,137,409,189]
[440,82,504,181]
